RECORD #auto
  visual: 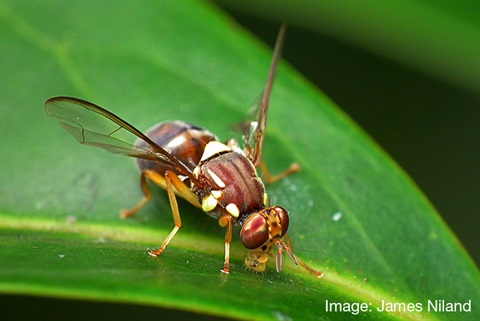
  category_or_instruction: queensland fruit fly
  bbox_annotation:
[44,25,322,277]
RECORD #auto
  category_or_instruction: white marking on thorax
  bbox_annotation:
[192,166,200,178]
[202,194,218,213]
[226,203,240,217]
[200,141,231,162]
[207,169,226,188]
[211,190,223,199]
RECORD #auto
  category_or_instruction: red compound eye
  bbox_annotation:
[240,214,269,250]
[274,206,290,237]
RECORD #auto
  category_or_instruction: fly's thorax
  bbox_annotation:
[192,141,266,220]
[135,121,216,177]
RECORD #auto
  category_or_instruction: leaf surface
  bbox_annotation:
[0,2,478,321]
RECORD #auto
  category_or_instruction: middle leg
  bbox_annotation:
[259,160,300,184]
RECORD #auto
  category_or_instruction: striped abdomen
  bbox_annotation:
[135,121,216,177]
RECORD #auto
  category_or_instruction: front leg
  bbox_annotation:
[218,214,233,274]
[283,233,323,278]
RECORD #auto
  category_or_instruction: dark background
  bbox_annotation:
[220,11,479,266]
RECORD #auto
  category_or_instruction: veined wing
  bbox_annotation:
[243,24,286,166]
[44,96,197,182]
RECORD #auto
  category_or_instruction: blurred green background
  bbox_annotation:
[216,0,479,265]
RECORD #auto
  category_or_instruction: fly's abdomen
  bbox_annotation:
[136,121,217,177]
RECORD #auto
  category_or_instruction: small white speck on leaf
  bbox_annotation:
[66,215,77,224]
[93,237,106,243]
[332,212,342,221]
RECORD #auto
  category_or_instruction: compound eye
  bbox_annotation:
[240,214,269,250]
[274,206,290,237]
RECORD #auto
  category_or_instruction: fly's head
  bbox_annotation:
[240,206,298,272]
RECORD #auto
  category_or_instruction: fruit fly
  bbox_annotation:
[44,25,322,276]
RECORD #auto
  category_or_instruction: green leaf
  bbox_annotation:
[0,2,478,321]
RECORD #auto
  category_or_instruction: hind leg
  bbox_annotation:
[120,169,200,218]
[148,171,183,256]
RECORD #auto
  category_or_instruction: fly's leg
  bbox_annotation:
[148,171,183,257]
[218,215,233,274]
[120,171,151,219]
[283,233,323,278]
[259,160,300,184]
[121,169,200,219]
[120,169,200,258]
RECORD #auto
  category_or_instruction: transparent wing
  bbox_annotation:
[238,93,262,158]
[44,96,197,182]
[242,24,286,166]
